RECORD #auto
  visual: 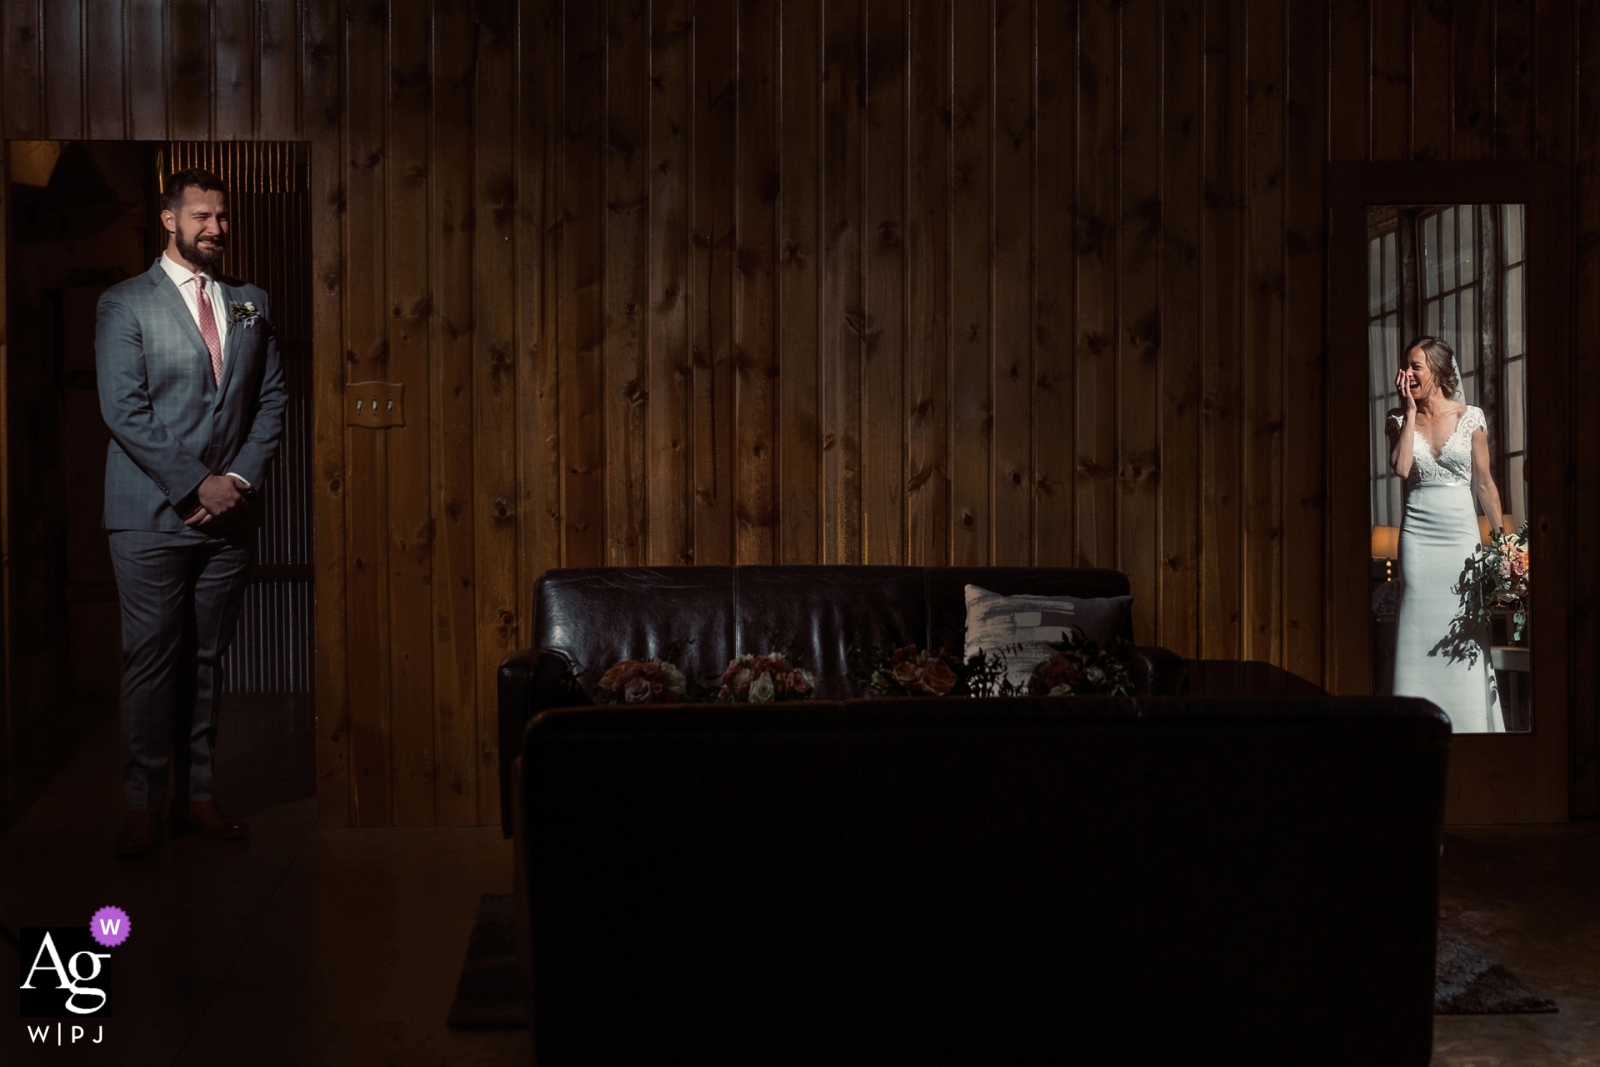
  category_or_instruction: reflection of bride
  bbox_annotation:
[1387,337,1504,733]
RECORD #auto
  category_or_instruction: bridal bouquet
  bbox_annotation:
[715,652,816,703]
[567,641,710,705]
[1026,627,1136,697]
[593,657,691,705]
[1459,521,1531,642]
[846,642,1021,698]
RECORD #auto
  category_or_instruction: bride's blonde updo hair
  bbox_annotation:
[1406,336,1459,400]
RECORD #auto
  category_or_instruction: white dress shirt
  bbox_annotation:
[159,251,251,491]
[159,251,230,352]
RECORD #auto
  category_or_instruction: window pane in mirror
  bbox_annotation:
[1507,357,1526,452]
[1369,236,1382,317]
[1459,204,1476,281]
[1441,207,1457,291]
[1382,232,1398,312]
[1441,295,1456,353]
[1426,299,1440,334]
[1458,288,1477,375]
[1506,262,1525,357]
[1504,203,1524,264]
[1423,214,1439,297]
[1508,453,1526,529]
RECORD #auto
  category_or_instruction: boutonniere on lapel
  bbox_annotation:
[230,300,261,328]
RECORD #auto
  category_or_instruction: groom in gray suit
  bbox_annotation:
[97,168,286,857]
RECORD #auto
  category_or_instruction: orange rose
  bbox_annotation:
[921,659,958,696]
[891,660,920,689]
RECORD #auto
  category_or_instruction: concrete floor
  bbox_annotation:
[1,696,1595,1065]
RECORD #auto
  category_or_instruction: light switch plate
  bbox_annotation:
[346,381,404,428]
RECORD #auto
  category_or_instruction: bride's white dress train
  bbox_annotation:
[1391,405,1504,733]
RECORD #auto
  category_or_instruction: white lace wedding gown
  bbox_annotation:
[1391,405,1503,733]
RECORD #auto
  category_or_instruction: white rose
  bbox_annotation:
[748,673,776,703]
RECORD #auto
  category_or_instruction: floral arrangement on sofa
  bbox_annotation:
[1024,628,1135,697]
[846,643,1011,698]
[714,652,816,703]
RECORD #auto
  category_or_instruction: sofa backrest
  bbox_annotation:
[520,695,1449,1065]
[533,565,1134,697]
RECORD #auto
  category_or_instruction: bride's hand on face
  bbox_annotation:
[1395,368,1418,416]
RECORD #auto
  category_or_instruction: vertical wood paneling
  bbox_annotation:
[1033,0,1073,569]
[126,0,165,139]
[304,0,348,829]
[257,0,299,138]
[736,0,780,563]
[42,0,82,138]
[1413,0,1450,160]
[1454,0,1495,159]
[518,0,563,615]
[1118,0,1160,642]
[431,0,479,825]
[385,0,436,826]
[342,0,392,826]
[1370,0,1410,160]
[991,0,1031,565]
[1284,0,1327,685]
[3,0,43,137]
[1159,0,1199,657]
[1200,0,1242,658]
[1573,0,1598,815]
[648,0,693,565]
[948,0,989,565]
[862,0,906,564]
[1241,0,1284,665]
[1496,0,1534,159]
[778,0,823,563]
[822,0,864,562]
[1328,0,1366,160]
[85,0,125,138]
[560,0,606,566]
[905,0,949,566]
[471,0,518,826]
[170,0,211,138]
[1075,0,1115,569]
[606,0,650,565]
[1534,0,1573,162]
[693,0,737,563]
[213,0,255,138]
[737,0,780,563]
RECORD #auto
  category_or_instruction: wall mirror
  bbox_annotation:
[1330,162,1571,823]
[1366,203,1529,734]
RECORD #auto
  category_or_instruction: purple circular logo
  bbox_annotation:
[90,906,131,948]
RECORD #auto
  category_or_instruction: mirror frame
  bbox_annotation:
[1329,162,1573,822]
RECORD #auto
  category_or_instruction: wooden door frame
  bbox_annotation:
[1328,161,1574,823]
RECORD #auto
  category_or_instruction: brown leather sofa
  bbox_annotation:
[514,696,1450,1066]
[497,565,1187,835]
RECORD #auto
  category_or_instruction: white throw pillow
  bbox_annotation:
[963,584,1133,689]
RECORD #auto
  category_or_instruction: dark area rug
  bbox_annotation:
[446,894,528,1029]
[447,894,1557,1027]
[1435,922,1557,1015]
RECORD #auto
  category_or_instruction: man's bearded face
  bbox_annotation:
[169,188,229,270]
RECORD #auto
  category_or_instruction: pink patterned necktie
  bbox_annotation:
[194,275,223,385]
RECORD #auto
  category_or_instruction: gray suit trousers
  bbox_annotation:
[109,530,252,812]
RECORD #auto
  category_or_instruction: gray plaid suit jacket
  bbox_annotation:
[96,258,287,532]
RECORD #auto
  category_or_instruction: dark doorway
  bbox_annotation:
[2,140,314,823]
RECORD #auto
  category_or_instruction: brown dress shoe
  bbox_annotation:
[115,811,160,858]
[172,801,249,840]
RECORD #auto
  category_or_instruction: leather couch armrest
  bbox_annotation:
[498,648,586,836]
[1131,645,1188,696]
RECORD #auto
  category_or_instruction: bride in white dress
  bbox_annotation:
[1387,337,1505,733]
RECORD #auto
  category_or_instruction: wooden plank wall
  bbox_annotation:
[0,0,1595,824]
